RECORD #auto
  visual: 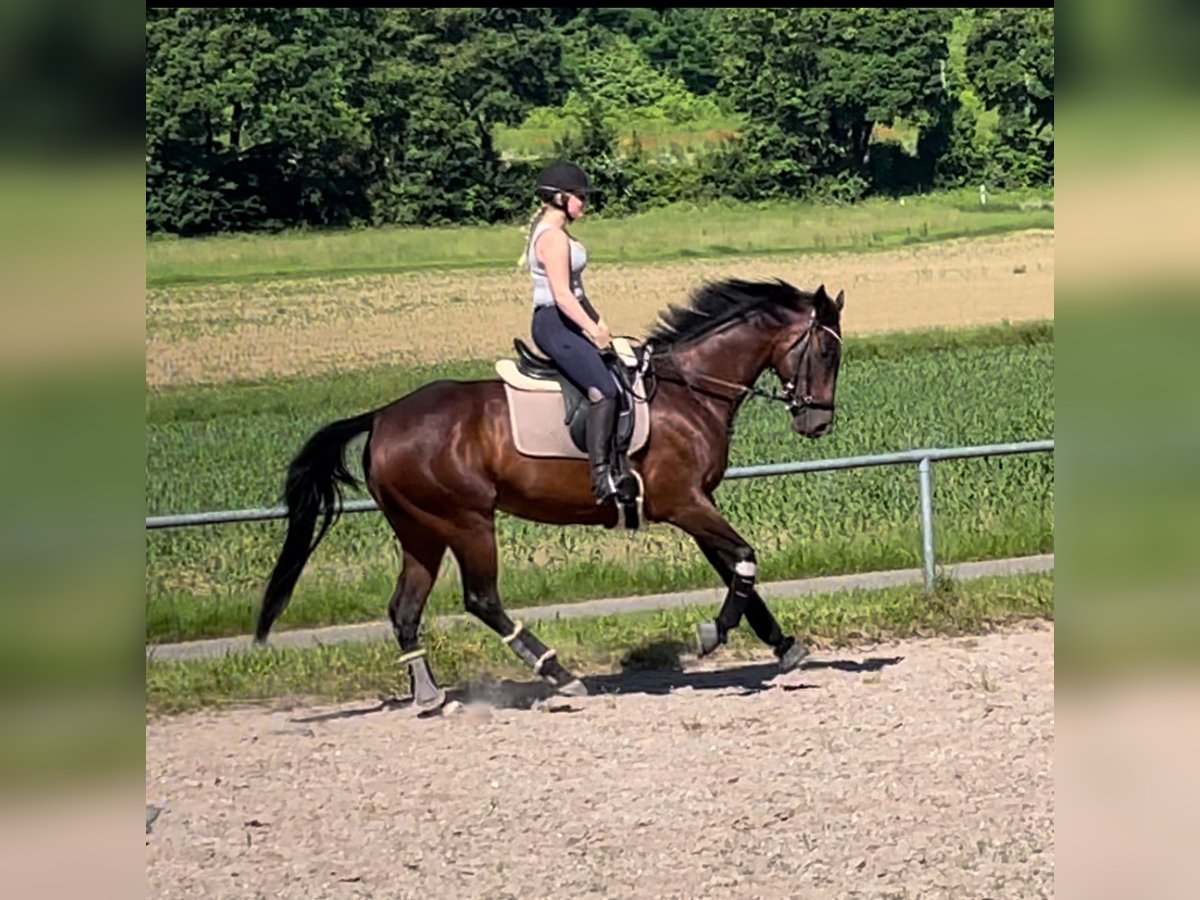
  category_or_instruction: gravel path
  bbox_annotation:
[146,621,1053,898]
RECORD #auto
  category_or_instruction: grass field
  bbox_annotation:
[145,187,1052,288]
[145,571,1053,714]
[146,322,1052,644]
[145,189,1055,658]
[495,113,746,161]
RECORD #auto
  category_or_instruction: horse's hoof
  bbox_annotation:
[413,686,447,714]
[557,678,589,697]
[696,622,721,657]
[777,638,810,673]
[415,686,448,715]
[406,655,447,713]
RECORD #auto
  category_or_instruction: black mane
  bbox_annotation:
[646,277,815,349]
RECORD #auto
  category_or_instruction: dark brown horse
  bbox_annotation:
[256,277,844,709]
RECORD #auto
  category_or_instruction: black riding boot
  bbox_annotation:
[586,397,618,504]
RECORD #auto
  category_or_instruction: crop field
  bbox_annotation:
[146,324,1052,643]
[145,193,1054,647]
[146,230,1052,388]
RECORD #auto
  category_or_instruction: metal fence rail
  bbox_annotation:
[146,439,1053,593]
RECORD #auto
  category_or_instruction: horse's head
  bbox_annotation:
[769,284,844,438]
[647,277,845,438]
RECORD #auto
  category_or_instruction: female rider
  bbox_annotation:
[521,160,620,505]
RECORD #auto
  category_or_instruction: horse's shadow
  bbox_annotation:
[292,640,905,723]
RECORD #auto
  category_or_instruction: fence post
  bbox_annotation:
[918,456,936,593]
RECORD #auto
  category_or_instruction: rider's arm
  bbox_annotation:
[535,228,600,338]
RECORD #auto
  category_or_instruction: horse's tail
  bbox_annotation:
[256,409,377,644]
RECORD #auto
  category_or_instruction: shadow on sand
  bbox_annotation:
[291,640,905,723]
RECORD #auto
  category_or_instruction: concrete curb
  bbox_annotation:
[146,554,1053,663]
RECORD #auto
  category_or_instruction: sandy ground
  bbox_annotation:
[145,230,1053,387]
[146,622,1053,899]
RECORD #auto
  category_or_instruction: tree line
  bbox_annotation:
[146,8,1053,235]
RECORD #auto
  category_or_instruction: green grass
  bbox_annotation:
[495,112,746,161]
[146,322,1053,643]
[145,571,1053,715]
[145,188,1053,288]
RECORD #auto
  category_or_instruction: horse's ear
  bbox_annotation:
[835,289,845,312]
[815,284,830,304]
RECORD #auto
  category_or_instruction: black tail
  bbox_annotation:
[256,409,377,643]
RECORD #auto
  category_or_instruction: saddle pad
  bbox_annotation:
[495,359,559,392]
[502,375,651,460]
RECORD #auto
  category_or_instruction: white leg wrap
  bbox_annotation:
[533,649,557,674]
[397,648,427,665]
[501,621,525,644]
[735,561,757,578]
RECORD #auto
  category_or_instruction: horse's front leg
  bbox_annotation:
[670,495,808,672]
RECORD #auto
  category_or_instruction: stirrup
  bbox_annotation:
[612,468,639,503]
[592,466,617,505]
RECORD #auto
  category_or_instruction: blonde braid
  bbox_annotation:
[516,205,548,270]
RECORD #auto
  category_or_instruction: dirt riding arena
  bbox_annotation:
[146,622,1053,898]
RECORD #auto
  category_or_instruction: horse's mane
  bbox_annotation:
[646,278,815,349]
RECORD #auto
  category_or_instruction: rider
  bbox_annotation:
[521,160,621,505]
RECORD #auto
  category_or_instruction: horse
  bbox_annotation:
[255,277,844,710]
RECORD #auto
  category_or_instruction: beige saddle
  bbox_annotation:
[494,337,651,460]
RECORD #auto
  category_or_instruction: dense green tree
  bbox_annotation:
[146,8,381,233]
[553,31,723,130]
[966,8,1054,184]
[146,7,566,233]
[635,9,724,97]
[712,8,956,200]
[145,7,1051,234]
[363,8,567,225]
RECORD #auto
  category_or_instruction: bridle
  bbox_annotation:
[778,318,842,415]
[654,315,842,416]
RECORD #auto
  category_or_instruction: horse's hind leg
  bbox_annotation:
[385,522,448,711]
[449,514,588,697]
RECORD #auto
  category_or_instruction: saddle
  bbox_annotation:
[495,337,652,530]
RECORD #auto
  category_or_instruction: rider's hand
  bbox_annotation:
[590,319,612,350]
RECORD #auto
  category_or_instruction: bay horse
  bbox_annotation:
[256,277,844,709]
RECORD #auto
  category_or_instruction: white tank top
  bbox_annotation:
[528,221,587,309]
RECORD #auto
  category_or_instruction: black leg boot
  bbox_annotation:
[586,397,617,504]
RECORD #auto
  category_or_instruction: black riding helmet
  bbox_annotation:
[536,161,590,219]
